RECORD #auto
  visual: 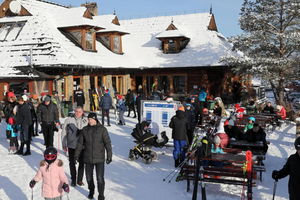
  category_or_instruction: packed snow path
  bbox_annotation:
[0,115,296,200]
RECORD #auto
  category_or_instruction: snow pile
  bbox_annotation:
[0,115,296,200]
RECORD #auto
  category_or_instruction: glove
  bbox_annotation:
[272,170,279,181]
[62,183,70,193]
[29,180,36,188]
[106,158,112,164]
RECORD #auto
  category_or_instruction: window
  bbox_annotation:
[86,31,93,50]
[162,37,190,54]
[0,22,25,41]
[98,35,110,49]
[97,34,123,54]
[69,31,82,45]
[113,35,120,53]
[173,76,186,94]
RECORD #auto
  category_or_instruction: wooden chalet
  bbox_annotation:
[0,0,244,111]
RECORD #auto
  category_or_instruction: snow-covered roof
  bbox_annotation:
[156,29,188,39]
[0,0,241,77]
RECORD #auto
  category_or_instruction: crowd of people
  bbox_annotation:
[0,85,296,200]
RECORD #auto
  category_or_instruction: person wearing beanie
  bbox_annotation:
[100,90,112,126]
[116,96,126,125]
[37,95,60,148]
[15,96,33,156]
[75,112,112,200]
[224,119,243,140]
[272,137,300,200]
[169,108,188,167]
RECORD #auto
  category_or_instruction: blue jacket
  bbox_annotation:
[198,90,207,102]
[117,100,126,112]
[6,124,18,137]
[100,93,112,110]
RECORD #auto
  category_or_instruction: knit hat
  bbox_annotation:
[88,112,98,122]
[178,106,185,111]
[248,117,256,122]
[228,120,235,126]
[294,137,300,150]
[32,94,38,100]
[44,96,51,102]
[8,117,15,125]
[7,92,15,98]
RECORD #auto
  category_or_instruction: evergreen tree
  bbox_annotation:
[222,0,300,106]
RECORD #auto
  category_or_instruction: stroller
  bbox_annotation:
[129,121,168,164]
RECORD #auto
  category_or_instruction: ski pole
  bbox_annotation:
[31,188,33,200]
[272,180,278,200]
[163,157,188,182]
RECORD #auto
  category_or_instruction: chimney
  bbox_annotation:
[81,2,98,16]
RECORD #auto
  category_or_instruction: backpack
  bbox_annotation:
[200,136,213,158]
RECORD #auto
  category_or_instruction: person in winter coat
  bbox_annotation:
[169,106,188,167]
[100,90,112,126]
[245,123,268,154]
[136,92,146,123]
[213,102,222,117]
[3,92,17,125]
[7,117,19,154]
[272,137,300,200]
[116,96,126,125]
[243,117,256,133]
[262,102,275,114]
[37,96,60,148]
[185,104,196,145]
[15,96,33,156]
[74,113,112,200]
[276,105,286,120]
[190,97,200,125]
[29,147,69,200]
[61,106,88,187]
[74,89,85,108]
[198,87,207,125]
[125,89,136,118]
[224,120,243,140]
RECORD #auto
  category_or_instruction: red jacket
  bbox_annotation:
[277,107,286,120]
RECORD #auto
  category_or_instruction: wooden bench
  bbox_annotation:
[177,153,256,199]
[228,140,267,181]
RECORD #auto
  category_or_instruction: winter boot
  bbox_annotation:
[23,141,31,156]
[174,159,180,168]
[88,191,94,199]
[15,142,24,155]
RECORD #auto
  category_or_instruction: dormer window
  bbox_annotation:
[0,21,25,41]
[60,27,97,51]
[97,33,123,54]
[156,22,190,54]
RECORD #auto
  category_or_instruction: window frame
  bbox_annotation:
[96,33,123,54]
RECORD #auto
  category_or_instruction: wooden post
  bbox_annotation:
[124,74,131,94]
[56,78,63,100]
[82,75,91,111]
[169,76,174,93]
[65,76,73,102]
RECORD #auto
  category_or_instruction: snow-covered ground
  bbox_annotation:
[0,115,296,200]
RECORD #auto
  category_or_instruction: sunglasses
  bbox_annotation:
[44,154,57,160]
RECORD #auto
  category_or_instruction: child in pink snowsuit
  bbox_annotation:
[29,147,69,200]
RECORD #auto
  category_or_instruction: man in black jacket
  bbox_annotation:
[74,89,85,108]
[37,96,59,148]
[272,137,300,200]
[100,90,112,126]
[15,96,33,156]
[75,113,112,200]
[169,107,188,167]
[135,91,146,123]
[125,89,136,118]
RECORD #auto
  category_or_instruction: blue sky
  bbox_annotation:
[55,0,244,37]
